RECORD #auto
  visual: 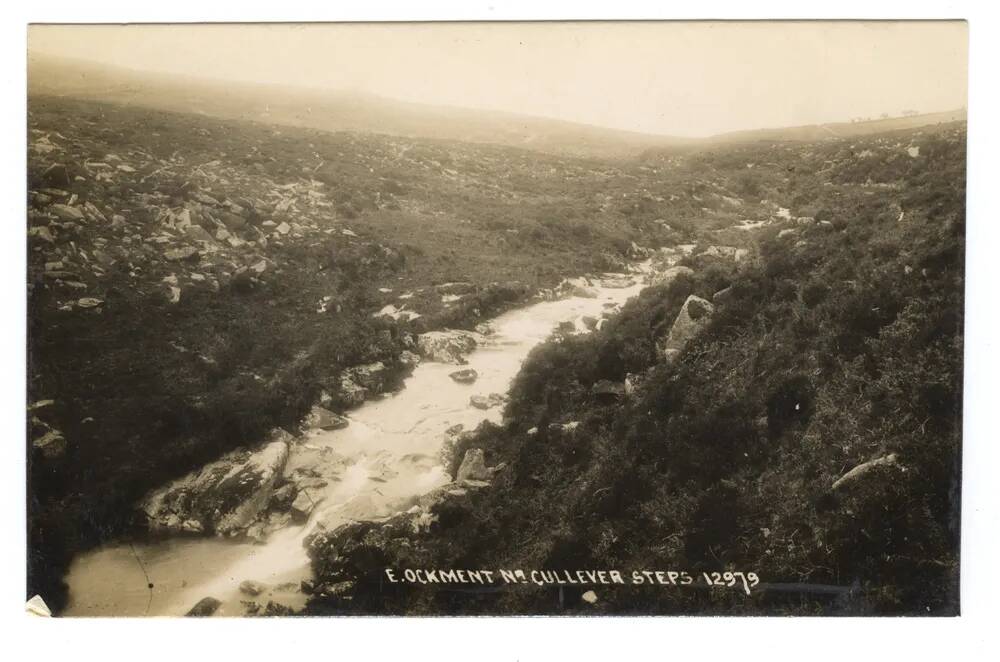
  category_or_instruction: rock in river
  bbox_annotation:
[238,580,267,597]
[417,330,479,364]
[306,405,349,431]
[469,393,505,410]
[449,368,478,384]
[186,597,222,617]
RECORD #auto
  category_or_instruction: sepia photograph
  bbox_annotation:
[23,19,969,619]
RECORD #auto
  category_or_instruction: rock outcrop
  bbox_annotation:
[141,433,291,537]
[660,295,715,363]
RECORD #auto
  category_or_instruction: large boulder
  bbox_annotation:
[660,295,715,362]
[456,448,491,482]
[141,434,291,537]
[417,330,479,364]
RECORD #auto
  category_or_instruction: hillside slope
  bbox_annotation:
[26,95,728,611]
[304,122,966,616]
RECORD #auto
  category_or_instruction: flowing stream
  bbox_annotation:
[63,266,652,617]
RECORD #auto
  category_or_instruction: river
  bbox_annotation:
[63,266,652,617]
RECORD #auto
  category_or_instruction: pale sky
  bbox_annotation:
[28,21,968,137]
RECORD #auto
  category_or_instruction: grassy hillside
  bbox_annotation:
[304,122,966,615]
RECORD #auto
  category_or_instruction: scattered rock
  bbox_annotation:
[49,204,85,222]
[184,225,212,241]
[165,246,199,262]
[75,297,103,309]
[217,210,247,231]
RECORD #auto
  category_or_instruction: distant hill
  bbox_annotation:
[705,109,967,144]
[27,53,694,159]
[28,52,966,159]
